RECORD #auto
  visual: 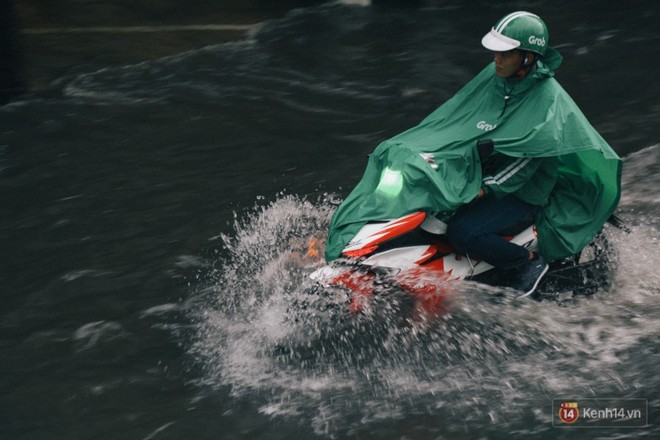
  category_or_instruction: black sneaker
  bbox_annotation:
[511,253,549,297]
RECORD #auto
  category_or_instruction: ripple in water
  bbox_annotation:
[189,175,660,437]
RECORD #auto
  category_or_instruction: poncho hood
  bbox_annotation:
[535,46,563,78]
[326,49,621,262]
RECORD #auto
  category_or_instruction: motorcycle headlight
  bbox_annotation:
[375,167,403,198]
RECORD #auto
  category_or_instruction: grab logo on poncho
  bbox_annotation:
[477,121,497,131]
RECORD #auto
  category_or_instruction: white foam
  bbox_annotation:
[189,192,660,436]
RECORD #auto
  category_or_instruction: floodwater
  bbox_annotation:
[1,1,659,439]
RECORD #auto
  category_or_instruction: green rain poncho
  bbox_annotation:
[326,49,621,262]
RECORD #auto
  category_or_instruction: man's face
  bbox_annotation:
[493,50,523,78]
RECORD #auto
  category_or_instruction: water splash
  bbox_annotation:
[189,189,660,437]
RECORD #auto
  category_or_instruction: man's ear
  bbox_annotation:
[526,53,539,66]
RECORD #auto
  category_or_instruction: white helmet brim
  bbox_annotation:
[481,29,521,52]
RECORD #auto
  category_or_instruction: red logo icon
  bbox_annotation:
[558,402,580,424]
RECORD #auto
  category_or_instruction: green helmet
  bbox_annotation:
[481,11,549,55]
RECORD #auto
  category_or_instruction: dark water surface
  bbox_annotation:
[2,1,659,439]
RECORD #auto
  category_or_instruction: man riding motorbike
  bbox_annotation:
[325,11,621,297]
[447,12,560,295]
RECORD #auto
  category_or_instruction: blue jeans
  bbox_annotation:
[446,194,539,269]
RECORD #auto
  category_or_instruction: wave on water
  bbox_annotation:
[620,144,660,210]
[189,164,660,437]
[58,2,469,118]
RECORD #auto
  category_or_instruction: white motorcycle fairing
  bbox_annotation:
[311,211,539,315]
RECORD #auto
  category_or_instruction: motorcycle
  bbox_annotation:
[310,208,623,317]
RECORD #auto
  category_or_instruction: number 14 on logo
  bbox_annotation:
[558,402,579,424]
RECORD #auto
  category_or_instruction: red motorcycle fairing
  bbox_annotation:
[342,212,427,258]
[313,210,539,318]
[327,212,460,317]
